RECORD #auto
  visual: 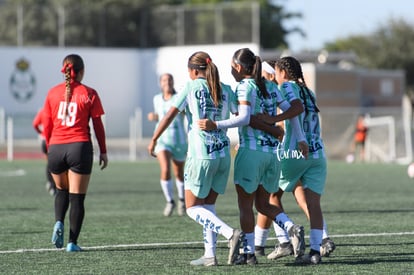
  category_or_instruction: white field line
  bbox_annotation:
[0,169,26,177]
[1,231,414,254]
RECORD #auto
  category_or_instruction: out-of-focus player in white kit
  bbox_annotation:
[148,73,188,217]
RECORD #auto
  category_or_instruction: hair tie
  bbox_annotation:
[206,58,211,64]
[60,63,67,73]
[61,63,76,79]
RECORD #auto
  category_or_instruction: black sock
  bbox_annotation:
[68,193,86,244]
[54,189,69,222]
[46,170,55,189]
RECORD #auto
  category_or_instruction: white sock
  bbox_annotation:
[242,232,255,254]
[309,229,323,252]
[254,225,269,247]
[273,222,290,244]
[186,205,233,240]
[274,212,294,232]
[322,220,329,239]
[160,179,173,202]
[204,204,217,258]
[175,179,185,200]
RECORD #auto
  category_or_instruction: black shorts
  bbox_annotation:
[48,141,94,175]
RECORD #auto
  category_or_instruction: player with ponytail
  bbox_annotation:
[255,56,334,264]
[198,48,307,265]
[148,51,243,266]
[42,54,108,252]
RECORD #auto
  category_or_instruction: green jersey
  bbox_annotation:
[235,78,282,153]
[279,81,325,159]
[174,78,237,159]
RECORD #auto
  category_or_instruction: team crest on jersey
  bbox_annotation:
[9,58,36,103]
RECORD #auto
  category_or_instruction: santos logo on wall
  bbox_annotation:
[9,57,36,103]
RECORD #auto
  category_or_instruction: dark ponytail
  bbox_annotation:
[233,48,268,98]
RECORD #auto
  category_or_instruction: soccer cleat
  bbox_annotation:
[228,229,243,265]
[234,253,258,265]
[267,242,294,260]
[295,249,321,265]
[254,246,265,257]
[51,221,64,249]
[288,224,305,258]
[163,201,175,217]
[177,200,186,217]
[190,256,218,266]
[320,237,336,257]
[66,242,82,252]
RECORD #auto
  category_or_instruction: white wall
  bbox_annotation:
[0,44,257,138]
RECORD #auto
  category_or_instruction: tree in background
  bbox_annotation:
[259,0,304,49]
[325,18,414,90]
[182,0,304,49]
[0,0,302,50]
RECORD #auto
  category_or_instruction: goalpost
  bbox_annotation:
[129,108,143,161]
[0,107,5,144]
[400,94,413,164]
[364,115,396,163]
[363,94,412,164]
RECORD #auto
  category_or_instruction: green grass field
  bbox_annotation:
[0,159,413,274]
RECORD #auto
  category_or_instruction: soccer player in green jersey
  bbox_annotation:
[148,51,243,266]
[198,48,308,265]
[254,56,335,265]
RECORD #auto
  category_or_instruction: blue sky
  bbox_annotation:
[282,0,414,52]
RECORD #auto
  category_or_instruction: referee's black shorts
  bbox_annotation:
[48,141,94,175]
